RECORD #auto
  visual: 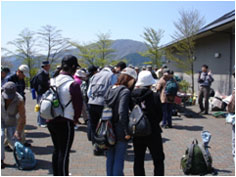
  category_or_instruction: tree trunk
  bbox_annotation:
[191,62,194,95]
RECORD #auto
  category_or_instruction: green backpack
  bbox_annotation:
[181,139,213,175]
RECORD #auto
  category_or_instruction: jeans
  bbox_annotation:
[106,141,128,176]
[37,95,46,126]
[162,103,173,127]
[198,86,210,113]
[1,126,16,160]
[233,124,235,163]
[48,118,75,176]
[87,104,104,144]
[133,134,165,176]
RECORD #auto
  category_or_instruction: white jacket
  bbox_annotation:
[50,74,74,121]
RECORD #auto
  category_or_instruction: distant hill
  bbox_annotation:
[2,39,150,71]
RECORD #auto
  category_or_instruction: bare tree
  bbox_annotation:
[167,9,205,94]
[38,25,70,65]
[141,27,164,68]
[5,28,38,80]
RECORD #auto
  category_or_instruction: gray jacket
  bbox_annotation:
[1,93,26,132]
[87,67,117,106]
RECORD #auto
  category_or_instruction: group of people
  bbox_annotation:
[1,54,235,176]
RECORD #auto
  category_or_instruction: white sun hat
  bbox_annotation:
[18,64,30,78]
[135,70,157,87]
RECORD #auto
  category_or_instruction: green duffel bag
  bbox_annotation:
[181,139,213,175]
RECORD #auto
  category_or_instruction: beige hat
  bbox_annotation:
[75,69,87,78]
[18,64,30,78]
[121,67,137,80]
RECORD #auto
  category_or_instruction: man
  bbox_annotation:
[1,82,26,169]
[114,62,126,74]
[156,64,168,79]
[6,64,30,101]
[32,61,50,127]
[198,64,214,114]
[1,67,11,87]
[87,66,117,155]
[156,69,174,128]
[147,65,158,79]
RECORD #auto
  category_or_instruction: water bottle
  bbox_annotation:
[31,88,36,100]
[53,97,59,108]
[34,104,40,112]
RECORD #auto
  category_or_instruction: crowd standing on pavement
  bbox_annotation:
[1,55,235,176]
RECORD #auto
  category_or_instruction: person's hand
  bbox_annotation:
[14,131,21,141]
[208,70,212,75]
[125,135,131,140]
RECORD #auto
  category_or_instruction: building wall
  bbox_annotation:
[167,29,235,95]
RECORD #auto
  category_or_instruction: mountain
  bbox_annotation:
[2,39,150,72]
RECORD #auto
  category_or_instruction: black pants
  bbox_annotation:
[133,133,165,176]
[48,118,75,176]
[88,104,104,144]
[198,86,210,113]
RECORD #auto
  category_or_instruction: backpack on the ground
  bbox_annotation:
[13,141,36,170]
[180,139,213,175]
[128,104,151,137]
[94,106,116,150]
[39,80,72,120]
[165,79,178,102]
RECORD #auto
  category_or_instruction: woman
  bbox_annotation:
[48,55,83,176]
[131,70,165,176]
[104,67,137,176]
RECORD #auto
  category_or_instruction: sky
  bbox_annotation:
[1,1,235,51]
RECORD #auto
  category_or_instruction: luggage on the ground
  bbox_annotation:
[180,139,213,175]
[94,106,116,150]
[13,141,36,170]
[128,104,151,137]
[39,80,72,120]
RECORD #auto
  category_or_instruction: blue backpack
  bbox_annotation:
[13,141,37,170]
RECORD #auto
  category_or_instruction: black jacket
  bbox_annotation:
[131,87,163,135]
[104,85,131,141]
[36,70,50,95]
[7,73,25,100]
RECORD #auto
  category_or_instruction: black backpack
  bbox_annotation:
[128,104,151,137]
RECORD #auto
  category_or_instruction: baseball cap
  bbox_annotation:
[18,64,30,78]
[121,67,137,80]
[61,55,80,69]
[2,81,17,99]
[41,61,50,67]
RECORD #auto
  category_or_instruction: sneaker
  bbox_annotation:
[39,124,47,128]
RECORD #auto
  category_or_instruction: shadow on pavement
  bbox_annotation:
[173,125,203,131]
[162,137,170,143]
[77,126,87,133]
[26,132,50,138]
[25,124,38,130]
[34,159,53,174]
[215,169,232,174]
[176,105,207,119]
[125,149,152,162]
[31,145,53,155]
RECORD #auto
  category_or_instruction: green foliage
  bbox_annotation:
[140,27,164,68]
[178,80,191,93]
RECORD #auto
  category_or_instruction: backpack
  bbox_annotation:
[13,141,36,170]
[181,139,213,175]
[39,79,72,120]
[94,106,116,150]
[128,104,151,137]
[30,74,39,90]
[165,79,178,96]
